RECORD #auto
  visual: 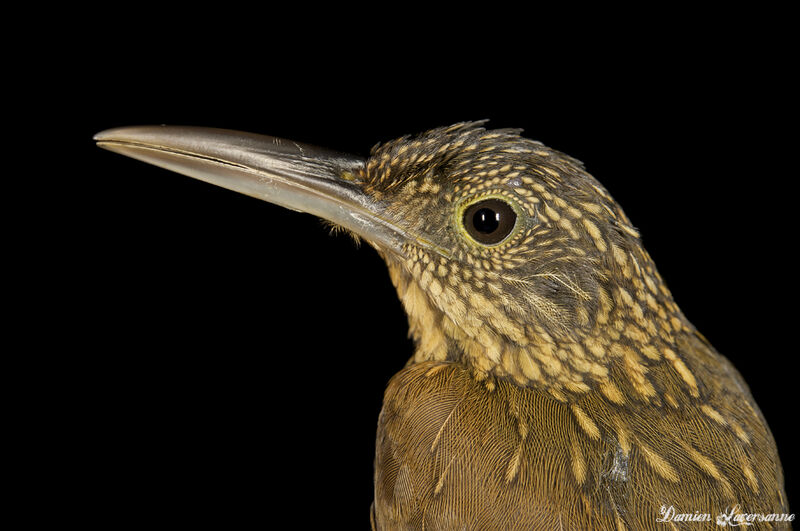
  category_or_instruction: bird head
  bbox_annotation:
[96,122,688,399]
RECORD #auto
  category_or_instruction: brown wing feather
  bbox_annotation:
[373,350,788,530]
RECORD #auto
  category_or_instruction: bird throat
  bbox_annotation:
[385,253,701,405]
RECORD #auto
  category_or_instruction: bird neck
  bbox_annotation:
[385,254,703,405]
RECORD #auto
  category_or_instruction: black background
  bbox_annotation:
[43,10,796,528]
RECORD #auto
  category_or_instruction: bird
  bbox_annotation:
[95,122,789,529]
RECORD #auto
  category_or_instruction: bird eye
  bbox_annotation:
[462,198,517,245]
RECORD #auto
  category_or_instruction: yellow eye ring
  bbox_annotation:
[455,194,524,247]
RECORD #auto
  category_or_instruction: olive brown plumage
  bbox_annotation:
[95,122,789,529]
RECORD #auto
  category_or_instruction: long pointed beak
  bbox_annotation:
[95,126,408,256]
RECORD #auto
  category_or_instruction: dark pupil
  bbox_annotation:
[463,198,517,245]
[473,208,500,233]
